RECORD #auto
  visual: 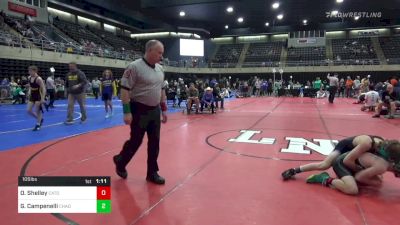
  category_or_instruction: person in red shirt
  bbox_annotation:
[390,77,398,87]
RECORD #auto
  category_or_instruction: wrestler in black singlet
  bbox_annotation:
[29,76,41,102]
[334,135,383,154]
[333,135,384,178]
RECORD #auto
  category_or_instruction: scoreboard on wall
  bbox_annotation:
[18,176,111,213]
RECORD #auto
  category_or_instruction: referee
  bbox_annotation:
[113,40,168,184]
[327,73,339,103]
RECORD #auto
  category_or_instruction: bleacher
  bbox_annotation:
[379,36,400,65]
[53,19,113,50]
[88,27,131,51]
[33,22,77,45]
[212,44,244,67]
[0,58,124,80]
[332,38,378,65]
[243,42,283,67]
[0,28,22,47]
[286,46,327,66]
[116,35,145,52]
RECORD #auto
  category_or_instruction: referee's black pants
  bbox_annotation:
[328,86,338,103]
[47,89,55,107]
[119,101,161,175]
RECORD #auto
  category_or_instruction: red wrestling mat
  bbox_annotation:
[1,97,399,225]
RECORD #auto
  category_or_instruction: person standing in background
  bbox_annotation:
[100,69,115,118]
[339,78,345,98]
[345,76,353,98]
[45,70,56,110]
[327,73,339,103]
[91,77,101,99]
[353,76,361,97]
[65,62,88,125]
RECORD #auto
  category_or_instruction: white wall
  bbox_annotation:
[77,16,101,29]
[237,35,268,43]
[349,28,391,38]
[271,34,288,42]
[47,7,75,23]
[288,37,326,48]
[104,23,116,34]
[0,0,49,23]
[210,37,234,44]
[326,31,346,39]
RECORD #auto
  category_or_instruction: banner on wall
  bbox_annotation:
[8,2,37,17]
[358,30,379,36]
[297,38,317,44]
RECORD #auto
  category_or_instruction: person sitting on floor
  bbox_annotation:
[316,86,327,99]
[12,85,25,104]
[361,85,380,112]
[201,87,215,114]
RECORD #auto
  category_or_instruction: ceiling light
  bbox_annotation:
[336,0,344,3]
[265,22,270,26]
[238,17,244,23]
[277,14,283,20]
[331,10,339,15]
[226,6,234,13]
[225,25,229,29]
[179,11,185,17]
[272,2,280,9]
[303,19,308,24]
[354,16,360,20]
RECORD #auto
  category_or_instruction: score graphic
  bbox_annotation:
[18,176,111,213]
[97,186,111,213]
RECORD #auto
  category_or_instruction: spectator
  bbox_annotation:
[213,83,224,109]
[91,77,101,100]
[201,87,215,113]
[372,84,398,119]
[345,76,353,98]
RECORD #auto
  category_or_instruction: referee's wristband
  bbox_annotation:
[123,103,131,114]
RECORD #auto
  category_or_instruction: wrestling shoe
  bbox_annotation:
[32,124,41,131]
[281,168,296,180]
[64,120,74,125]
[306,172,330,184]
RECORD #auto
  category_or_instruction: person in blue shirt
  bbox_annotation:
[210,78,217,88]
[261,80,268,96]
[201,87,215,114]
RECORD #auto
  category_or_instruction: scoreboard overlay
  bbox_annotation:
[18,176,111,213]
